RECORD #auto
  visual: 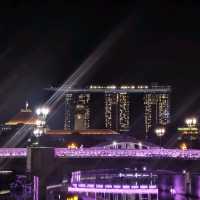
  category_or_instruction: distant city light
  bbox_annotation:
[185,117,197,127]
[180,143,188,151]
[142,166,147,171]
[33,106,50,138]
[170,188,176,194]
[66,195,78,200]
[182,169,186,174]
[36,107,50,116]
[155,127,166,137]
[138,142,142,149]
[68,143,78,149]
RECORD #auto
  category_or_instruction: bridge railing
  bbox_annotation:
[55,148,200,160]
[0,148,200,160]
[71,183,157,190]
[0,148,27,158]
[68,183,158,194]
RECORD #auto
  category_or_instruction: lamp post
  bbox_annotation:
[155,127,166,147]
[33,106,50,145]
[185,117,197,128]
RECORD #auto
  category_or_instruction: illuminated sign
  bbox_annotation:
[177,127,199,135]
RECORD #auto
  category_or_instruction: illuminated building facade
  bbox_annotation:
[144,93,170,135]
[63,85,170,135]
[74,104,86,130]
[64,93,74,130]
[77,94,90,129]
[105,93,118,130]
[119,93,130,131]
[64,93,90,130]
[105,93,129,131]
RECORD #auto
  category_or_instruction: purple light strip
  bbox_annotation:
[114,185,121,189]
[68,187,158,194]
[55,148,200,160]
[33,176,39,200]
[0,148,27,158]
[1,147,200,160]
[96,184,103,188]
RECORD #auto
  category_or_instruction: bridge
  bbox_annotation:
[68,169,159,196]
[1,147,200,160]
[0,143,198,200]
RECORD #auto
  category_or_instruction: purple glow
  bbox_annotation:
[196,176,200,197]
[170,188,176,194]
[68,187,158,194]
[1,147,200,160]
[105,185,112,188]
[173,175,185,194]
[87,184,95,188]
[33,176,39,200]
[0,148,27,157]
[122,185,130,189]
[113,185,121,189]
[96,184,103,188]
[131,185,139,189]
[140,185,148,189]
[54,148,200,160]
[149,185,157,189]
[72,184,77,187]
[78,184,86,188]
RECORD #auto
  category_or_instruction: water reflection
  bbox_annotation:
[1,171,200,200]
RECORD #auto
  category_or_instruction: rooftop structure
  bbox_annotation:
[5,102,37,126]
[48,84,171,93]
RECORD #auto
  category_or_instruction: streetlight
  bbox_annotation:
[33,106,50,138]
[138,142,142,149]
[180,142,188,151]
[67,143,78,149]
[185,117,197,127]
[155,127,166,147]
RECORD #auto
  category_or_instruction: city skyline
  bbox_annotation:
[0,2,200,126]
[63,84,170,136]
[1,2,200,200]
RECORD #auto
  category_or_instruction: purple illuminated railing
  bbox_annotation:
[1,148,200,160]
[0,148,27,158]
[68,184,158,194]
[55,148,200,160]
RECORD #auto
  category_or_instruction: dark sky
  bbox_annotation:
[0,1,200,127]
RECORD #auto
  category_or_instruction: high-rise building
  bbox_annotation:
[64,93,74,130]
[105,93,118,130]
[74,104,86,130]
[104,93,130,131]
[64,93,90,130]
[144,93,170,135]
[119,93,130,131]
[77,94,90,129]
[63,84,171,135]
[158,93,170,125]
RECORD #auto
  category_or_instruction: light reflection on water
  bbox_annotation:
[2,173,200,200]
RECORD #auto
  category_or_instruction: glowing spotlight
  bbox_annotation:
[138,142,142,149]
[112,141,117,146]
[180,143,188,151]
[68,143,78,149]
[142,166,147,171]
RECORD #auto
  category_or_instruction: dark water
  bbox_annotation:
[1,173,200,200]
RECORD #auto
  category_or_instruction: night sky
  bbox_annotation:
[0,1,200,128]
